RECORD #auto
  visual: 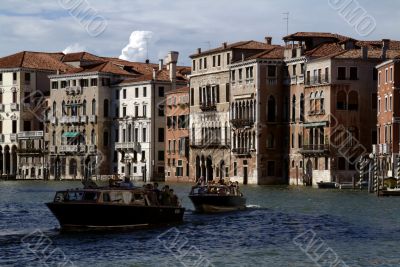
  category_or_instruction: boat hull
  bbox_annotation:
[189,195,246,213]
[46,202,185,230]
[317,182,337,189]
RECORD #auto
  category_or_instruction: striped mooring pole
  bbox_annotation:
[397,155,400,188]
[373,157,378,193]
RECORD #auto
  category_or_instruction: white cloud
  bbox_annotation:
[63,43,86,54]
[119,31,153,62]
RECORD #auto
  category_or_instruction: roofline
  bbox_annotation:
[48,71,124,79]
[376,59,400,69]
[114,80,187,87]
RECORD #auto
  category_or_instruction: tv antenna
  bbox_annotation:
[283,12,289,36]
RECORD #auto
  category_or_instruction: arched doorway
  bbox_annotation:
[219,160,225,179]
[201,156,206,179]
[206,156,213,182]
[55,156,61,180]
[69,159,77,179]
[306,159,313,186]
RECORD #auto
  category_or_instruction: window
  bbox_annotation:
[204,58,207,69]
[231,70,236,81]
[212,56,216,67]
[0,73,2,84]
[192,60,196,71]
[325,67,329,82]
[266,134,274,148]
[191,88,194,106]
[337,67,346,80]
[123,89,127,99]
[12,120,17,133]
[389,95,393,111]
[158,151,164,161]
[378,98,381,113]
[91,99,96,115]
[268,96,276,122]
[227,53,230,65]
[142,128,147,142]
[158,105,164,116]
[103,131,109,146]
[122,106,127,117]
[80,79,89,87]
[141,151,146,161]
[158,128,164,142]
[176,160,183,177]
[238,69,243,80]
[135,106,139,117]
[199,58,202,70]
[225,83,230,102]
[217,55,221,66]
[268,66,276,77]
[13,72,17,83]
[390,67,394,82]
[90,78,97,86]
[143,105,147,117]
[143,87,147,97]
[292,65,297,76]
[246,67,253,79]
[135,87,139,98]
[25,73,31,83]
[61,81,67,88]
[385,69,388,83]
[234,162,237,176]
[349,67,358,80]
[159,87,164,97]
[103,99,109,117]
[267,161,275,177]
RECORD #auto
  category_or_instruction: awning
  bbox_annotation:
[62,132,80,138]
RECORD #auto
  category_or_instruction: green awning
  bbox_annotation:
[62,132,80,138]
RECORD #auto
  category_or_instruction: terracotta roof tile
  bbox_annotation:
[233,47,285,62]
[283,32,351,42]
[165,86,189,95]
[62,52,105,62]
[0,51,73,72]
[305,43,345,58]
[118,69,188,85]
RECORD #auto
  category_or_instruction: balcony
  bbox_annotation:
[69,116,80,124]
[190,140,230,149]
[50,117,57,124]
[10,103,19,111]
[291,76,297,85]
[300,144,330,156]
[17,148,42,155]
[306,75,330,86]
[79,145,87,153]
[10,134,17,142]
[230,118,254,128]
[89,115,97,123]
[50,146,57,154]
[60,116,69,124]
[232,147,251,157]
[380,143,391,155]
[59,145,79,153]
[88,145,97,154]
[17,131,44,140]
[80,115,88,123]
[199,103,217,112]
[115,142,141,152]
[66,86,82,95]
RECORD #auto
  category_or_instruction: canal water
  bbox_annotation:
[0,181,399,267]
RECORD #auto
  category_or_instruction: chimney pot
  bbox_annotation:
[382,39,390,60]
[362,46,368,60]
[159,59,163,70]
[197,48,201,54]
[265,36,272,45]
[222,42,227,48]
[145,59,150,64]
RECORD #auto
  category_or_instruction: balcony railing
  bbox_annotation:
[66,86,82,95]
[373,143,391,155]
[80,115,88,123]
[306,75,330,86]
[17,148,42,154]
[17,131,44,139]
[69,116,80,124]
[199,103,217,112]
[59,145,79,153]
[10,134,17,142]
[50,146,57,154]
[190,140,230,148]
[230,118,254,128]
[300,144,330,155]
[115,142,141,152]
[60,116,69,124]
[79,145,87,153]
[89,115,97,123]
[88,145,96,154]
[291,76,297,85]
[232,147,251,156]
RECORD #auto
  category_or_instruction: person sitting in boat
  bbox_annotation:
[197,176,205,186]
[170,189,179,207]
[153,182,161,201]
[120,176,134,188]
[218,178,225,185]
[161,185,171,206]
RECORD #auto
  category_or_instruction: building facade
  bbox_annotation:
[165,87,190,182]
[115,52,188,182]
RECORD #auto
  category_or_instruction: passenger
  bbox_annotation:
[153,182,161,202]
[218,178,225,185]
[161,185,171,206]
[197,176,205,186]
[120,176,134,188]
[170,189,179,206]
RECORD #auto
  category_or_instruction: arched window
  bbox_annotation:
[233,133,236,149]
[268,96,276,122]
[82,100,87,115]
[92,99,96,115]
[300,94,304,121]
[91,129,96,145]
[267,133,274,148]
[348,91,358,111]
[62,101,66,116]
[320,91,325,112]
[337,91,346,110]
[291,95,296,122]
[52,101,56,117]
[309,92,315,112]
[52,131,56,145]
[69,159,77,176]
[104,99,109,117]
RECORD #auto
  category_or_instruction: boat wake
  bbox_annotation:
[246,204,261,209]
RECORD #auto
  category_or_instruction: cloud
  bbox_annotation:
[119,31,153,62]
[63,43,86,54]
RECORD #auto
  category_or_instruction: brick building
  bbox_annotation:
[165,87,191,182]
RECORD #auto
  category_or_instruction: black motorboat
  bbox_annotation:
[46,185,185,231]
[317,181,337,189]
[189,184,246,213]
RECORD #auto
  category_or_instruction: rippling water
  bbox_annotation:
[0,181,400,266]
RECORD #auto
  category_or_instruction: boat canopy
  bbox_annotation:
[62,132,80,138]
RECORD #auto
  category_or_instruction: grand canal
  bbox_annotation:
[0,181,399,266]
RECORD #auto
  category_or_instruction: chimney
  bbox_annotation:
[265,36,272,45]
[145,59,150,64]
[222,42,227,48]
[197,48,201,54]
[362,46,368,60]
[382,39,390,60]
[242,53,245,61]
[152,68,157,80]
[159,59,163,70]
[167,51,179,91]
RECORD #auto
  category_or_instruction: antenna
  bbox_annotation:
[283,12,289,36]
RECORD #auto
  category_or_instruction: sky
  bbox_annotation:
[0,0,399,65]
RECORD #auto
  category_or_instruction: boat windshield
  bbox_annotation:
[191,185,241,196]
[54,191,99,202]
